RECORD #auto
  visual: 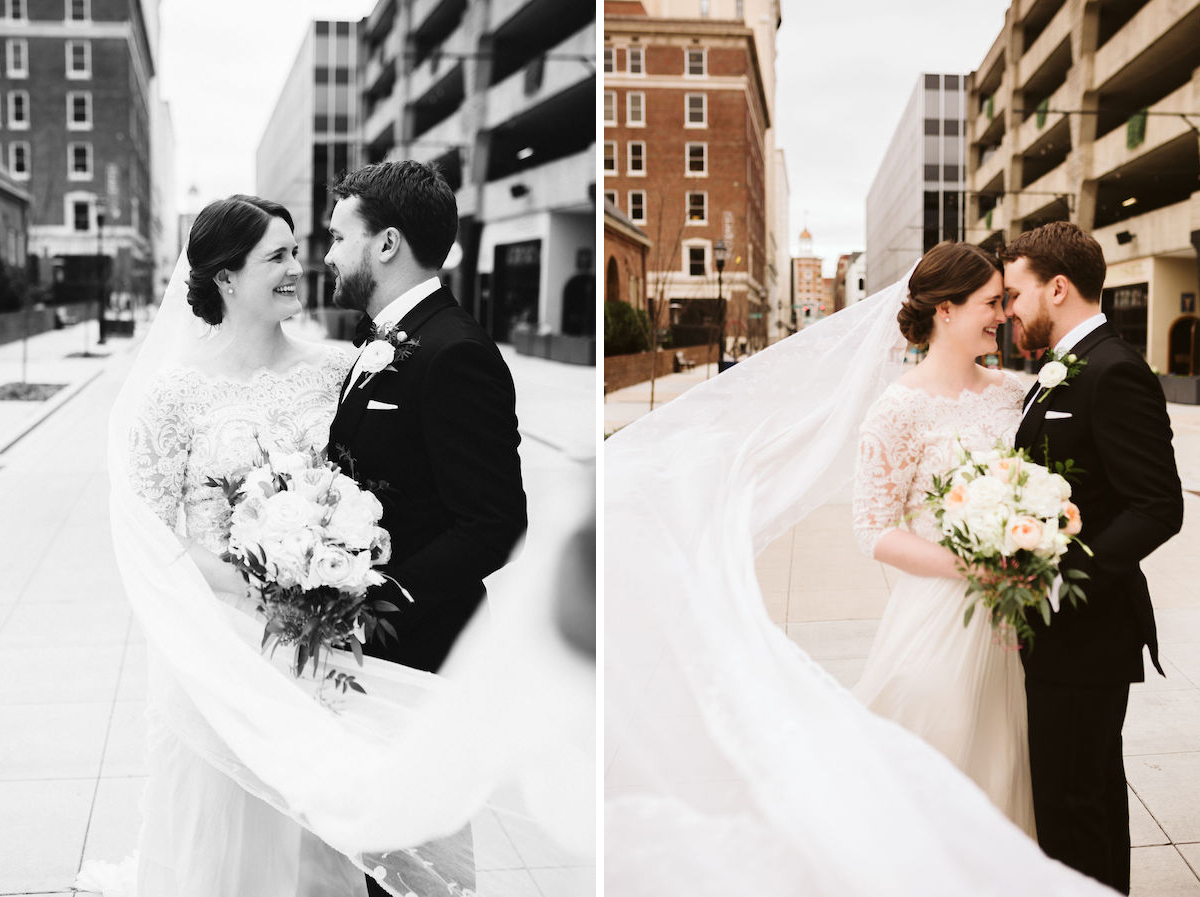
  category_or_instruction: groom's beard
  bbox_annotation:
[1015,300,1054,351]
[331,264,377,313]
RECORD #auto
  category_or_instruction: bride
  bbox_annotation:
[604,243,1111,895]
[85,195,592,895]
[850,241,1034,834]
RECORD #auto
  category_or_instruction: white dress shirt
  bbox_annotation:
[342,276,442,401]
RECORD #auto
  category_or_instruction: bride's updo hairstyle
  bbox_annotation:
[898,241,1001,346]
[185,195,295,325]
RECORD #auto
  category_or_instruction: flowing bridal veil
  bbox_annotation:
[97,254,593,894]
[604,273,1114,895]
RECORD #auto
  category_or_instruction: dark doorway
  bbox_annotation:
[1101,282,1148,357]
[1168,315,1199,375]
[491,239,541,343]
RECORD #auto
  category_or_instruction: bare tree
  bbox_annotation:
[641,197,689,411]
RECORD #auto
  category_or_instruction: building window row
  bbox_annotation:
[4,37,89,78]
[2,0,90,21]
[602,46,708,77]
[2,139,93,180]
[4,91,95,129]
[5,37,25,77]
[603,90,708,127]
[4,0,24,21]
[603,140,709,177]
[7,90,28,129]
[7,140,28,179]
[67,40,91,78]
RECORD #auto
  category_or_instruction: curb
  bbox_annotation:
[0,366,107,456]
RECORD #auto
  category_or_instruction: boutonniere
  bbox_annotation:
[1036,350,1087,403]
[358,324,420,388]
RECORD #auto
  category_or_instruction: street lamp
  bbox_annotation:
[96,201,107,345]
[713,239,728,371]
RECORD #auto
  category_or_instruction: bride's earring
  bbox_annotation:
[227,288,234,294]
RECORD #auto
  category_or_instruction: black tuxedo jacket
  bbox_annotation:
[327,287,527,673]
[1015,322,1182,685]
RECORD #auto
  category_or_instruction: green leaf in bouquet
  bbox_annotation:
[371,600,401,614]
[295,642,308,677]
[378,619,398,643]
[347,678,366,695]
[963,602,976,627]
[1038,596,1052,626]
[350,637,364,666]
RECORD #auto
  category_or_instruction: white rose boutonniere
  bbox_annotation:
[1036,351,1087,403]
[357,326,421,388]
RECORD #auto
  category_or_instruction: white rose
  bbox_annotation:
[371,527,392,564]
[1020,469,1065,519]
[266,527,317,582]
[1034,517,1062,559]
[292,466,337,502]
[359,341,395,374]
[964,474,1010,513]
[308,544,358,589]
[259,491,322,539]
[987,455,1023,484]
[327,483,384,549]
[964,508,1007,556]
[267,449,309,481]
[1051,472,1072,501]
[239,466,277,501]
[972,448,1002,467]
[1038,360,1068,389]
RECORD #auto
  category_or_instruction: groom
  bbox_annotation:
[325,161,527,894]
[1002,222,1183,893]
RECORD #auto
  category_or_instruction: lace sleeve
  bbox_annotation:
[127,373,193,528]
[852,387,922,558]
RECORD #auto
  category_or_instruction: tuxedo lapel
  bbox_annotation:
[396,288,456,336]
[1016,323,1117,454]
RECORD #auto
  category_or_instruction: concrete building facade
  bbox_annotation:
[865,73,967,294]
[257,19,361,313]
[360,0,594,357]
[604,10,771,353]
[966,0,1200,373]
[0,0,156,314]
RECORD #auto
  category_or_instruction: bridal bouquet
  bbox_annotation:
[925,444,1091,648]
[206,442,400,694]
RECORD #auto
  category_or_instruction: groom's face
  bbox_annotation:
[325,198,378,313]
[1004,257,1054,351]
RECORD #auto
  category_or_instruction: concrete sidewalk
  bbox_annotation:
[0,316,594,897]
[607,363,1200,894]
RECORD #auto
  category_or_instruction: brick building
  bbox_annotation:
[790,228,823,329]
[0,0,155,315]
[603,195,649,310]
[604,10,770,354]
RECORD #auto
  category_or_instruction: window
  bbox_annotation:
[699,0,710,16]
[686,142,707,176]
[7,0,25,20]
[73,200,93,231]
[686,192,707,223]
[8,141,28,179]
[67,90,92,129]
[688,245,706,276]
[603,91,616,126]
[67,0,89,20]
[6,38,26,77]
[686,49,705,77]
[627,47,643,75]
[604,190,617,208]
[627,141,645,175]
[8,89,28,129]
[628,190,646,224]
[603,47,614,73]
[603,141,617,174]
[626,91,645,127]
[66,40,91,78]
[68,141,92,180]
[685,93,706,127]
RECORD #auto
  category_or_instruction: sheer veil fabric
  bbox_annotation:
[101,253,593,892]
[604,273,1114,895]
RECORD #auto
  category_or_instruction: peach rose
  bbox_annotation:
[944,483,970,514]
[1062,502,1082,536]
[1007,516,1043,552]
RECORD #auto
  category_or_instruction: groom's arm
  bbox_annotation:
[385,339,527,602]
[1081,359,1183,574]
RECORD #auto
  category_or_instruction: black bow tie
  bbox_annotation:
[352,315,375,348]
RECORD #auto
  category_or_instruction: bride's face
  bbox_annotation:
[225,216,303,322]
[939,270,1005,358]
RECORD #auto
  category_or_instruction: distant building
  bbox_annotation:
[605,8,771,354]
[790,228,823,328]
[966,1,1200,373]
[360,0,594,358]
[865,73,967,294]
[257,20,361,311]
[0,0,156,312]
[844,251,867,307]
[0,160,30,310]
[150,97,176,300]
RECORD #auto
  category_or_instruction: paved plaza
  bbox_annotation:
[0,317,594,897]
[610,363,1200,895]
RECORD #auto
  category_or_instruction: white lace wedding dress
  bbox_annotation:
[123,349,371,896]
[851,372,1036,836]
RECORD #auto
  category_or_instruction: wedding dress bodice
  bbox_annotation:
[852,372,1027,557]
[128,349,353,554]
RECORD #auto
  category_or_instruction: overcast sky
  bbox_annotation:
[775,0,1011,274]
[158,0,378,210]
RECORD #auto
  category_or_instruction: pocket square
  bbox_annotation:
[1045,410,1073,420]
[366,400,398,411]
